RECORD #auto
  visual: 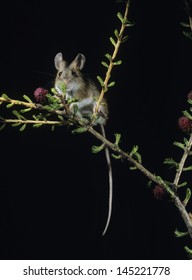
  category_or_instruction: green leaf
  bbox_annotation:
[23,94,33,103]
[109,37,116,47]
[182,188,191,206]
[105,53,112,61]
[117,12,124,23]
[183,166,192,171]
[0,123,6,131]
[182,110,192,120]
[155,176,164,185]
[184,246,192,256]
[147,180,153,188]
[67,97,77,105]
[108,81,115,87]
[32,114,38,120]
[12,110,26,120]
[178,181,188,188]
[101,61,109,68]
[12,122,21,127]
[57,82,67,95]
[111,154,122,160]
[113,60,122,65]
[134,151,142,164]
[51,87,58,95]
[129,145,142,164]
[184,138,189,145]
[97,76,104,86]
[12,110,22,119]
[20,108,32,113]
[19,123,26,132]
[92,143,105,153]
[6,103,14,108]
[122,35,129,43]
[174,228,188,238]
[129,166,137,170]
[72,127,87,134]
[114,133,121,146]
[114,29,119,38]
[164,157,178,169]
[173,141,185,150]
[180,22,190,28]
[125,20,135,27]
[1,93,10,100]
[57,115,64,121]
[33,123,43,128]
[130,145,139,157]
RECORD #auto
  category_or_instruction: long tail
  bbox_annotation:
[100,124,113,236]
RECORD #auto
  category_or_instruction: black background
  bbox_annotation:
[0,0,192,259]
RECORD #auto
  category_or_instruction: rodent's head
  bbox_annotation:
[54,52,86,95]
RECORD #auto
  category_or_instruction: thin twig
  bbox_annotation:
[0,96,64,116]
[175,196,192,239]
[94,0,130,115]
[1,119,63,125]
[0,97,36,109]
[173,133,192,188]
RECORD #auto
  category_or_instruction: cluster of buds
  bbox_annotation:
[33,87,48,103]
[178,116,192,132]
[178,91,192,132]
[153,185,166,200]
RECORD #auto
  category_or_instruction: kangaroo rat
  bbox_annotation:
[54,52,113,235]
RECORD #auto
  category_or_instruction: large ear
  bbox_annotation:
[54,52,66,70]
[70,53,86,70]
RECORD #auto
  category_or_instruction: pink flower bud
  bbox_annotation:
[178,116,192,132]
[34,87,48,103]
[153,185,165,200]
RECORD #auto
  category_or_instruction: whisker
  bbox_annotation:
[34,71,55,78]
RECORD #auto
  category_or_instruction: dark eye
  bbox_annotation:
[58,71,62,77]
[72,71,78,77]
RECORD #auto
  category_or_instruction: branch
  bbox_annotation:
[175,196,192,239]
[88,125,175,196]
[0,95,64,116]
[173,133,192,188]
[1,119,63,125]
[94,0,130,116]
[4,92,190,237]
[0,96,36,109]
[87,125,192,240]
